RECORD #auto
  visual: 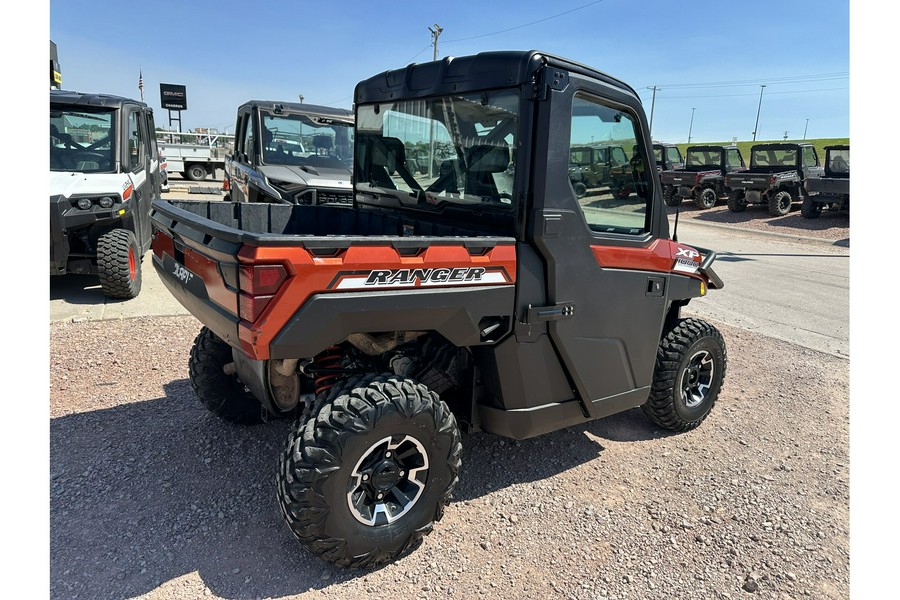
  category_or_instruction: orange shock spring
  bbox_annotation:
[313,346,343,396]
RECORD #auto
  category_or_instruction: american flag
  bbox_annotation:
[138,68,144,102]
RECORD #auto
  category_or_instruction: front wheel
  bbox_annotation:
[801,196,822,219]
[768,190,793,216]
[643,318,727,432]
[278,374,461,568]
[694,187,718,210]
[97,229,142,299]
[188,327,264,424]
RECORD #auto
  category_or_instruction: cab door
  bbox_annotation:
[124,107,153,251]
[528,69,671,418]
[229,108,255,202]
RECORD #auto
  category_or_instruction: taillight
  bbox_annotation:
[769,176,776,185]
[695,173,703,184]
[238,264,288,322]
[223,176,230,191]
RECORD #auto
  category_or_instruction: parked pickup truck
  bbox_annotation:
[724,142,823,216]
[223,100,354,205]
[157,131,232,182]
[150,50,726,569]
[660,145,746,209]
[802,144,849,219]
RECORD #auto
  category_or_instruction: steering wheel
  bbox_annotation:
[70,151,107,168]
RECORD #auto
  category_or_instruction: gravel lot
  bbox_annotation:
[50,313,849,599]
[664,201,849,244]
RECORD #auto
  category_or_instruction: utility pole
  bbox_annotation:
[688,107,696,144]
[647,86,659,136]
[803,118,810,140]
[783,130,789,141]
[427,24,443,178]
[299,94,304,104]
[752,84,766,142]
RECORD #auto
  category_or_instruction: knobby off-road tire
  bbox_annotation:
[278,373,462,568]
[695,187,718,210]
[664,187,682,207]
[573,182,587,198]
[768,190,793,216]
[727,191,746,212]
[801,196,822,219]
[188,327,264,424]
[643,318,727,432]
[97,229,142,299]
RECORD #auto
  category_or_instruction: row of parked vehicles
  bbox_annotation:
[569,140,850,219]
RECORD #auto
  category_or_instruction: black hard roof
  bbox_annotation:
[750,142,813,149]
[824,144,849,150]
[686,145,739,151]
[240,100,352,120]
[50,89,146,109]
[355,50,637,104]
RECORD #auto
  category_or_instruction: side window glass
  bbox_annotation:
[243,117,255,161]
[803,147,818,167]
[128,111,145,172]
[147,113,159,158]
[667,147,681,164]
[726,149,742,168]
[569,93,651,235]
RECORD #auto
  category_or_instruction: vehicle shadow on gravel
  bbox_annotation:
[453,407,670,502]
[50,382,671,599]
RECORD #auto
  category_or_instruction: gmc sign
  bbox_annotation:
[160,83,187,110]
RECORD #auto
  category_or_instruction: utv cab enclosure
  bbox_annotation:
[659,145,746,209]
[224,100,354,205]
[50,90,162,298]
[150,50,727,569]
[803,144,849,218]
[724,142,822,216]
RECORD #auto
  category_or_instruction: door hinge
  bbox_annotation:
[526,302,575,323]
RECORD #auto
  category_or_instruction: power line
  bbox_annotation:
[656,86,848,99]
[441,0,605,43]
[640,72,848,90]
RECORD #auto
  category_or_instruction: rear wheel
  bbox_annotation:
[768,190,793,216]
[643,318,726,432]
[694,187,717,210]
[188,327,264,424]
[186,163,208,181]
[573,182,587,198]
[664,187,682,207]
[727,191,746,212]
[801,197,822,219]
[277,374,461,568]
[97,229,141,299]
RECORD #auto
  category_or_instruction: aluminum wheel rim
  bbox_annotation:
[347,435,429,527]
[680,349,714,408]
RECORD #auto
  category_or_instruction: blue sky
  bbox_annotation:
[48,0,850,143]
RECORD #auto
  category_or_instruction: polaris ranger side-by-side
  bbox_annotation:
[660,145,746,209]
[51,90,163,298]
[150,51,727,569]
[802,144,849,219]
[652,143,684,172]
[223,100,354,205]
[724,142,822,216]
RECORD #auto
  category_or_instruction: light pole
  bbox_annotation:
[647,86,659,136]
[688,107,696,144]
[752,84,766,142]
[803,118,810,140]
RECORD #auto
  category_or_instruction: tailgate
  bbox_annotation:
[726,172,770,189]
[660,171,690,186]
[150,201,245,349]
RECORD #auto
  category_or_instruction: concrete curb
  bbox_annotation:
[674,217,849,248]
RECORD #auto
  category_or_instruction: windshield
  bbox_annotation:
[261,112,353,170]
[751,147,797,168]
[686,149,723,168]
[355,90,518,212]
[50,107,116,173]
